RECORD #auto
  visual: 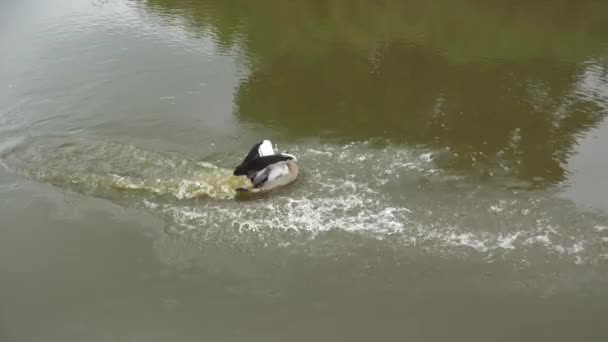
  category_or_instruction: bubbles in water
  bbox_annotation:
[2,136,608,265]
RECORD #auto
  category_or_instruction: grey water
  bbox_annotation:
[1,0,608,341]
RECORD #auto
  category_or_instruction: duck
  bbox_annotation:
[233,139,298,193]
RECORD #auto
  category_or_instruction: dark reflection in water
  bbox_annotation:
[144,0,608,184]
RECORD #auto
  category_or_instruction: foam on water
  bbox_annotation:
[145,142,608,264]
[2,136,608,264]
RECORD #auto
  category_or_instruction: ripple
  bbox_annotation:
[3,136,608,264]
[1,136,249,200]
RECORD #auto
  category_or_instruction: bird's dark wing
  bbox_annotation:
[241,141,263,164]
[240,139,274,165]
[233,155,291,176]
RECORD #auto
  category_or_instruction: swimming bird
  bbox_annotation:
[233,140,298,193]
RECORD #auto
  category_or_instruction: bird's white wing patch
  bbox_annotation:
[258,140,275,157]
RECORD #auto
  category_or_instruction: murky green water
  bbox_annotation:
[2,0,608,341]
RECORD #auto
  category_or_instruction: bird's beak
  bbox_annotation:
[282,152,297,162]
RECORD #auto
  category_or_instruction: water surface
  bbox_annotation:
[1,0,608,341]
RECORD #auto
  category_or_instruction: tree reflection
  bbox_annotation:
[145,0,608,183]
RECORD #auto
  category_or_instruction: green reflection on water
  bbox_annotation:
[145,0,608,184]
